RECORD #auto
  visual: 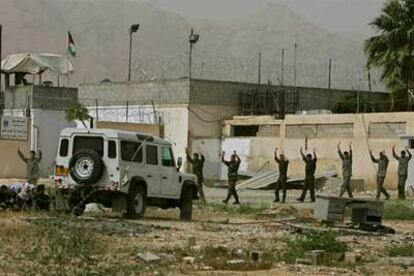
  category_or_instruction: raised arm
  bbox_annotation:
[17,149,28,163]
[407,147,412,160]
[349,143,353,159]
[274,147,280,163]
[300,147,306,161]
[221,151,226,164]
[313,148,317,161]
[234,151,241,164]
[337,143,344,160]
[392,145,400,160]
[370,150,378,163]
[200,153,205,163]
[186,148,193,163]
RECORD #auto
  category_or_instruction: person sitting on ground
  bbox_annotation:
[17,147,42,185]
[0,185,16,209]
[16,182,34,210]
[32,184,51,211]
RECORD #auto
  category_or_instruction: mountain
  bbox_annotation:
[0,0,383,91]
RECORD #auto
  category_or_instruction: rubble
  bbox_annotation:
[137,252,161,262]
[304,250,325,265]
[183,256,196,264]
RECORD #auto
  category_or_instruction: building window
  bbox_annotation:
[233,125,259,137]
[409,139,414,149]
[146,145,158,165]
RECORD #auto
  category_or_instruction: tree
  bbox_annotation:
[65,102,91,128]
[364,0,414,111]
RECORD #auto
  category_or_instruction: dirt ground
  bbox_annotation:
[1,182,414,275]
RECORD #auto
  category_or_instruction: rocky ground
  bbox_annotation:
[1,180,414,275]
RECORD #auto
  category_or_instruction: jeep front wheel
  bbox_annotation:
[180,187,193,221]
[125,185,146,219]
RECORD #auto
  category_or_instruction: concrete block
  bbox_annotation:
[183,256,196,264]
[304,250,325,265]
[295,258,313,265]
[137,252,161,262]
[344,253,362,264]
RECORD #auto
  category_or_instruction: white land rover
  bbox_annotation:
[54,128,198,220]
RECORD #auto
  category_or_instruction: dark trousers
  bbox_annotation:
[339,175,353,198]
[376,176,390,200]
[398,174,407,200]
[197,175,207,203]
[275,176,287,202]
[299,176,315,202]
[224,179,239,203]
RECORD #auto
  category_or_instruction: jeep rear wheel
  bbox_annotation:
[180,188,193,221]
[69,149,104,184]
[125,185,146,219]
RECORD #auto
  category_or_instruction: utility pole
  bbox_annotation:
[128,24,140,82]
[188,28,200,79]
[281,48,285,86]
[367,69,372,92]
[293,43,297,87]
[328,58,332,89]
[357,90,360,113]
[0,24,3,115]
[258,52,262,84]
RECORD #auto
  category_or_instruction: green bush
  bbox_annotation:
[383,201,414,220]
[386,244,414,257]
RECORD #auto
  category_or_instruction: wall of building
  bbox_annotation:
[221,112,414,190]
[96,121,164,138]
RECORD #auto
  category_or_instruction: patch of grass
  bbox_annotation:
[279,231,348,264]
[386,244,414,257]
[383,201,414,220]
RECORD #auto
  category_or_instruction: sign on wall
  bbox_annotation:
[1,116,28,140]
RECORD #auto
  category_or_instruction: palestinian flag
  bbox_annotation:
[67,31,76,57]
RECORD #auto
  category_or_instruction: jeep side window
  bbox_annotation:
[146,145,158,165]
[73,136,104,157]
[161,147,175,167]
[108,140,116,159]
[59,139,69,157]
[121,141,142,162]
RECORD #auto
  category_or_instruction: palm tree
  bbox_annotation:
[364,0,414,111]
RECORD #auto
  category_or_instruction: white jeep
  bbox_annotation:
[54,128,198,220]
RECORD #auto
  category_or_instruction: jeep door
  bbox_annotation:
[144,144,162,196]
[159,146,180,197]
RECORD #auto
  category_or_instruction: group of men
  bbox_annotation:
[186,143,412,204]
[0,148,50,211]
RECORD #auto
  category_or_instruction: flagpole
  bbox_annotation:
[67,30,69,87]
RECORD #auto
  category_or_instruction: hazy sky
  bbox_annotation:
[144,0,386,35]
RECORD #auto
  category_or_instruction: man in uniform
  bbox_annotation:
[392,145,412,199]
[222,151,241,205]
[298,147,317,203]
[186,148,206,203]
[17,148,42,185]
[274,147,289,203]
[370,149,390,200]
[338,142,353,198]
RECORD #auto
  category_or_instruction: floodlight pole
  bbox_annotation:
[188,28,199,79]
[128,24,140,82]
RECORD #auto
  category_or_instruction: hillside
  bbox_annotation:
[0,0,381,90]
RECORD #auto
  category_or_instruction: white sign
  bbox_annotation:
[1,116,28,140]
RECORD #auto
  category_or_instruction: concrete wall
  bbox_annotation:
[96,121,164,138]
[4,109,76,177]
[79,78,190,106]
[222,112,414,189]
[4,85,77,110]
